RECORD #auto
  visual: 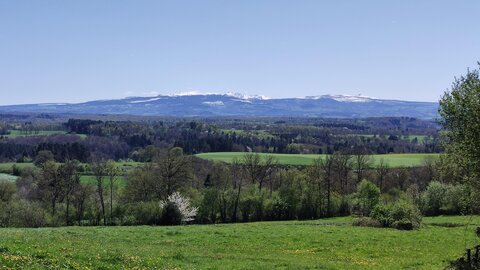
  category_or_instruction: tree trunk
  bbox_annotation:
[110,177,113,225]
[51,197,56,217]
[99,191,106,226]
[66,196,70,225]
[232,178,242,222]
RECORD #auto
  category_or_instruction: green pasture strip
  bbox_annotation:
[0,173,17,182]
[6,130,67,137]
[195,152,440,167]
[5,129,88,139]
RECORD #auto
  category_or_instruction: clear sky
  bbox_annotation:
[1,1,479,105]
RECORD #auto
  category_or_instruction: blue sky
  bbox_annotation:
[0,1,479,105]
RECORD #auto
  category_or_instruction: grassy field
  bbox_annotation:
[5,130,68,138]
[195,152,440,167]
[0,216,478,269]
[0,163,36,173]
[349,134,430,143]
[0,162,142,173]
[404,135,429,142]
[5,130,88,139]
[0,173,17,182]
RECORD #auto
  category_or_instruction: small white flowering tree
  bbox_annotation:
[160,192,198,223]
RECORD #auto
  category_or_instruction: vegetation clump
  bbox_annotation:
[370,200,422,230]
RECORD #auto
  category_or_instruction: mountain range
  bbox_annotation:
[0,93,439,119]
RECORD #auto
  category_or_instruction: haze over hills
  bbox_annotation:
[0,93,439,119]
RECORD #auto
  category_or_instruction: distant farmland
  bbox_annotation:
[195,152,440,167]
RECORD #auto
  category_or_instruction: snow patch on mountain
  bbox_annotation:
[202,101,225,106]
[167,91,269,100]
[129,97,162,104]
[305,94,375,103]
[225,92,269,100]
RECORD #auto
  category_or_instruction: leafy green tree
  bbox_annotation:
[34,150,54,167]
[421,181,446,215]
[355,179,380,215]
[439,64,480,209]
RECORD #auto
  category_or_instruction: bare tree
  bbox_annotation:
[242,153,277,191]
[421,156,436,183]
[231,158,243,222]
[105,160,120,224]
[73,183,94,225]
[333,152,352,194]
[91,160,107,226]
[376,158,389,191]
[156,147,192,198]
[38,160,62,216]
[308,155,335,217]
[124,163,157,201]
[59,160,81,225]
[352,148,373,184]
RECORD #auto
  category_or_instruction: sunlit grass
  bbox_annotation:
[0,216,477,269]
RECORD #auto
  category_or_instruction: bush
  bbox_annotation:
[264,195,289,221]
[351,180,380,216]
[239,188,265,222]
[160,192,198,224]
[161,201,182,225]
[421,182,469,215]
[198,188,220,223]
[352,217,382,228]
[443,184,470,215]
[371,199,422,230]
[0,182,16,202]
[125,202,163,225]
[4,200,49,228]
[421,181,447,215]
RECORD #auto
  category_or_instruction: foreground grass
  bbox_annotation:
[196,152,440,167]
[0,216,478,269]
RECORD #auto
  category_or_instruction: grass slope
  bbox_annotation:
[0,173,17,182]
[0,216,478,269]
[195,152,440,167]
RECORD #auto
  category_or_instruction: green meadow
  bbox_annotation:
[0,173,17,182]
[5,130,68,137]
[195,152,440,167]
[0,216,478,269]
[4,130,87,139]
[0,162,142,174]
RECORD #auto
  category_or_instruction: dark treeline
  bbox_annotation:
[0,116,441,163]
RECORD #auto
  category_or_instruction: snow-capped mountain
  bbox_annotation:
[305,94,374,103]
[0,93,438,118]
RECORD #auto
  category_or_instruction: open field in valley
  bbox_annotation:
[195,152,440,167]
[5,130,68,137]
[3,130,87,139]
[0,216,478,269]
